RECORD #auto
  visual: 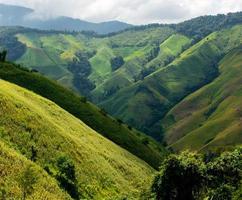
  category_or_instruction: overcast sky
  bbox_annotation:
[0,0,242,24]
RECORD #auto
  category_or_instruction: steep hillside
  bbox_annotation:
[162,48,242,151]
[100,25,242,140]
[0,62,166,169]
[0,141,71,199]
[0,79,154,199]
[13,26,175,98]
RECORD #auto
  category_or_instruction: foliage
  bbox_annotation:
[0,50,7,62]
[110,56,124,71]
[67,52,96,96]
[18,165,38,200]
[56,156,79,199]
[152,148,242,200]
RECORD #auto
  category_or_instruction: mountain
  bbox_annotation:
[0,12,242,151]
[0,4,132,34]
[0,3,33,25]
[0,78,154,199]
[0,61,166,169]
[162,47,242,151]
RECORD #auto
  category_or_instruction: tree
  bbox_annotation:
[0,50,7,62]
[152,148,242,200]
[152,152,205,200]
[56,156,79,200]
[110,56,124,71]
[18,165,38,200]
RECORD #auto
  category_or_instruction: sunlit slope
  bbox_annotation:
[0,79,154,199]
[14,27,175,98]
[100,25,242,139]
[0,141,71,200]
[0,62,166,169]
[91,33,191,102]
[162,48,242,151]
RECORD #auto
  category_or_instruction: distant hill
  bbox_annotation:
[0,4,132,34]
[162,47,242,152]
[0,11,242,152]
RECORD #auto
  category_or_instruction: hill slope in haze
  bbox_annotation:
[0,79,154,199]
[162,47,242,151]
[0,62,166,169]
[0,3,132,34]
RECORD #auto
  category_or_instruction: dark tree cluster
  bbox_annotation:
[146,46,160,62]
[0,50,7,62]
[0,33,26,60]
[56,156,80,200]
[110,56,125,71]
[171,12,242,41]
[152,148,242,200]
[68,52,95,96]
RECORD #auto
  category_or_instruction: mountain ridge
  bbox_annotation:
[0,3,132,34]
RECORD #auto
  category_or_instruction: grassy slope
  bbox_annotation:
[0,79,155,199]
[0,62,166,169]
[13,27,175,100]
[145,34,191,71]
[100,25,242,139]
[162,48,242,151]
[91,27,175,102]
[0,141,71,200]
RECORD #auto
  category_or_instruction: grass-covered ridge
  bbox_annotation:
[162,47,242,151]
[0,79,155,199]
[0,61,166,169]
[99,25,242,140]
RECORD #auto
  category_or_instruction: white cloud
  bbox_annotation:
[0,0,242,24]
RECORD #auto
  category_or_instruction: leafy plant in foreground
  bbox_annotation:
[152,148,242,200]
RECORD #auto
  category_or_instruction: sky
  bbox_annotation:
[0,0,242,24]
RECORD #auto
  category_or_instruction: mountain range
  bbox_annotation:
[0,6,241,199]
[0,3,132,34]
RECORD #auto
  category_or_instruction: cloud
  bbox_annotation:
[0,0,241,24]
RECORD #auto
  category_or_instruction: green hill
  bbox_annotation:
[0,79,155,199]
[0,140,71,200]
[162,47,242,151]
[1,12,242,150]
[0,61,166,169]
[99,25,242,140]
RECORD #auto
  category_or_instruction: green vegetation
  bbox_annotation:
[0,12,242,153]
[0,50,7,62]
[110,56,124,71]
[0,141,71,200]
[100,25,242,141]
[0,61,166,169]
[163,47,242,151]
[0,79,155,199]
[151,148,242,200]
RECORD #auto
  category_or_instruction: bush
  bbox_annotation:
[110,56,124,71]
[18,165,38,200]
[151,148,242,200]
[56,156,79,200]
[0,50,7,62]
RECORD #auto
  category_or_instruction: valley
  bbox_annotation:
[0,4,241,199]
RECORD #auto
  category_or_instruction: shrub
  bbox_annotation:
[110,56,124,71]
[152,148,242,200]
[56,156,79,200]
[18,165,38,200]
